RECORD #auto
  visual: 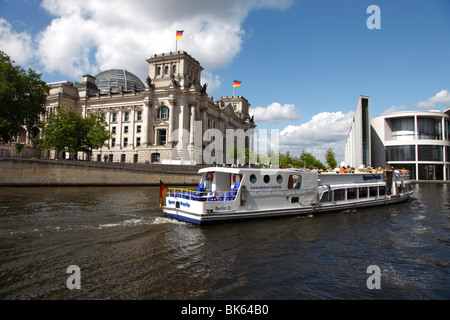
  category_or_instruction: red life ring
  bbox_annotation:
[232,174,242,184]
[205,172,214,183]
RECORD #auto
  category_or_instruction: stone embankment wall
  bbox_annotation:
[0,158,201,186]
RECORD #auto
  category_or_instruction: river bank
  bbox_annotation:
[0,158,201,186]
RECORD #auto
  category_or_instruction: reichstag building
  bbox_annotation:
[44,51,256,164]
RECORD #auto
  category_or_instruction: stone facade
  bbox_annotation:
[44,51,256,164]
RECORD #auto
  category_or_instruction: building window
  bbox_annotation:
[124,126,128,134]
[418,118,441,140]
[158,129,166,145]
[157,67,161,75]
[158,106,169,119]
[123,137,128,147]
[111,138,115,147]
[111,127,116,134]
[419,164,443,180]
[137,111,142,121]
[124,112,129,121]
[418,145,442,161]
[136,137,141,146]
[173,65,177,73]
[391,118,414,141]
[112,113,117,122]
[164,66,169,74]
[386,145,415,161]
[151,153,160,163]
[136,125,141,133]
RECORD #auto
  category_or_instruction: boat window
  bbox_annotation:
[347,188,357,200]
[288,175,302,189]
[263,175,270,183]
[250,174,257,184]
[379,186,386,196]
[291,197,299,203]
[359,187,368,198]
[334,189,345,201]
[369,186,377,197]
[276,175,283,184]
[320,191,331,203]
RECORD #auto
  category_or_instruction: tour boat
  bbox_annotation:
[162,167,414,225]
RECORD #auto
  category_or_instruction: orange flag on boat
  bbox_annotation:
[159,179,169,207]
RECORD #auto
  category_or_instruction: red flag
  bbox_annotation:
[159,179,169,207]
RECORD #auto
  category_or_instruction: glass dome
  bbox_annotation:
[95,69,145,94]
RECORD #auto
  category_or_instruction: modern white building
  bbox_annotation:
[344,96,371,169]
[345,96,450,181]
[44,51,256,164]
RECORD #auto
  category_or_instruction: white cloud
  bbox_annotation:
[200,70,222,97]
[249,102,299,123]
[278,111,354,162]
[382,105,406,115]
[416,90,450,109]
[34,0,293,82]
[0,18,34,65]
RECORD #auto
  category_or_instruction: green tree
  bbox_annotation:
[0,51,49,143]
[325,148,337,168]
[82,114,110,158]
[40,109,83,153]
[40,109,110,159]
[298,151,325,169]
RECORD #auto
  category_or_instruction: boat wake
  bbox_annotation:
[2,216,186,236]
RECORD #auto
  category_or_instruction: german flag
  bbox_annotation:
[176,30,184,41]
[159,179,169,207]
[233,80,241,87]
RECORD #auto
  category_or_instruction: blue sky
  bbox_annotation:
[1,0,450,163]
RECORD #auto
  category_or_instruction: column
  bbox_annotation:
[131,106,136,149]
[168,102,175,144]
[190,104,196,145]
[142,100,149,146]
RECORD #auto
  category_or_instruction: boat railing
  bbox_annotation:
[168,188,238,202]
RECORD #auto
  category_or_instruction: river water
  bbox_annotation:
[0,183,448,301]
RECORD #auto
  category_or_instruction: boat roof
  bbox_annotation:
[198,167,392,176]
[198,167,309,174]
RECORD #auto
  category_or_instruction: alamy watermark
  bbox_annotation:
[66,265,81,290]
[367,5,381,30]
[170,121,280,168]
[366,265,381,289]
